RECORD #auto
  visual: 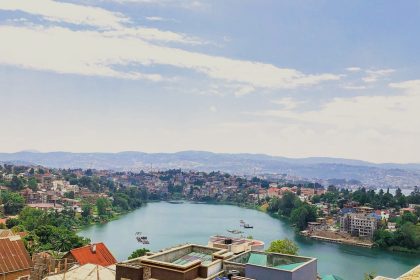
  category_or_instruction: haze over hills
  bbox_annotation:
[1,151,419,188]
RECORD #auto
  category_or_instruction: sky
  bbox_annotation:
[0,0,420,163]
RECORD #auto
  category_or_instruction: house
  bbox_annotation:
[44,263,115,280]
[224,250,317,280]
[339,213,378,238]
[64,243,117,267]
[116,244,230,280]
[0,234,33,280]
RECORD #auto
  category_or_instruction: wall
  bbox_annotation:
[115,264,143,280]
[1,269,31,280]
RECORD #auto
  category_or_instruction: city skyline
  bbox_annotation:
[1,0,420,163]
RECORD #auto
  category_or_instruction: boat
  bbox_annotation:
[243,224,253,229]
[227,229,243,234]
[168,200,184,204]
[240,220,245,224]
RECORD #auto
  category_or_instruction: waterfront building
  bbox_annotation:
[208,236,264,254]
[116,244,231,280]
[116,244,317,280]
[339,213,378,238]
[0,234,33,280]
[64,243,117,267]
[224,250,317,280]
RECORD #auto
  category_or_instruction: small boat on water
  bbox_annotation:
[243,224,254,229]
[135,232,150,244]
[240,220,245,224]
[168,200,184,204]
[227,229,244,234]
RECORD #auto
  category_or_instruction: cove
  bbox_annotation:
[78,202,418,280]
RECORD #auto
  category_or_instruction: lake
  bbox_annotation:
[78,202,418,279]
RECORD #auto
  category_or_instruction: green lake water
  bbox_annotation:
[78,202,418,279]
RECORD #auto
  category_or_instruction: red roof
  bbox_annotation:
[69,243,117,267]
[0,236,33,274]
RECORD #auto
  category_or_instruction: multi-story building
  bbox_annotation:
[116,244,318,280]
[340,213,378,238]
[208,236,264,254]
[224,250,317,280]
[116,244,231,280]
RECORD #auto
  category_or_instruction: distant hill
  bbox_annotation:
[1,151,419,187]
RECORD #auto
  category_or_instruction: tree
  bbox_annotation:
[9,175,25,191]
[81,203,93,218]
[6,218,20,229]
[266,239,299,255]
[1,191,25,215]
[96,197,111,217]
[128,248,150,259]
[291,204,317,231]
[364,272,377,280]
[27,178,38,191]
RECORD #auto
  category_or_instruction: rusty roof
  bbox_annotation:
[69,243,117,267]
[0,236,33,274]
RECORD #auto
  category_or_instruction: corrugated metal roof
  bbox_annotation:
[0,236,33,274]
[69,243,117,267]
[44,264,115,280]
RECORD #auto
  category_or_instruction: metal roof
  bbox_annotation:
[69,243,117,267]
[0,235,33,274]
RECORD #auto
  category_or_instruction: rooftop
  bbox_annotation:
[67,243,117,267]
[0,235,33,274]
[226,251,316,272]
[44,264,115,280]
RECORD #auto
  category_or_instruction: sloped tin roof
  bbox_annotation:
[69,243,117,267]
[0,236,33,274]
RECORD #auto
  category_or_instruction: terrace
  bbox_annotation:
[224,251,317,280]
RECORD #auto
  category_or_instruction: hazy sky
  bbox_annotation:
[1,0,420,163]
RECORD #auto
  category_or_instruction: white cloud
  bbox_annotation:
[209,105,217,112]
[346,67,362,72]
[362,68,395,83]
[243,80,420,162]
[341,84,367,90]
[0,0,201,44]
[271,98,300,110]
[234,86,255,97]
[0,0,128,29]
[0,24,340,88]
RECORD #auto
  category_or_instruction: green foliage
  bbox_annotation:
[374,220,420,251]
[14,207,90,254]
[290,204,317,231]
[268,192,302,217]
[27,177,38,191]
[96,197,111,217]
[128,248,150,259]
[6,218,20,229]
[1,191,25,215]
[9,175,25,191]
[364,272,377,280]
[266,239,299,255]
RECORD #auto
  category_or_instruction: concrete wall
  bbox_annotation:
[116,264,143,280]
[291,260,317,280]
[245,264,292,280]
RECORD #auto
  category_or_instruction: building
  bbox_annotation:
[208,236,264,254]
[116,244,232,280]
[64,243,117,267]
[224,250,317,280]
[339,213,378,238]
[0,234,33,280]
[373,264,420,280]
[44,263,115,280]
[116,244,318,280]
